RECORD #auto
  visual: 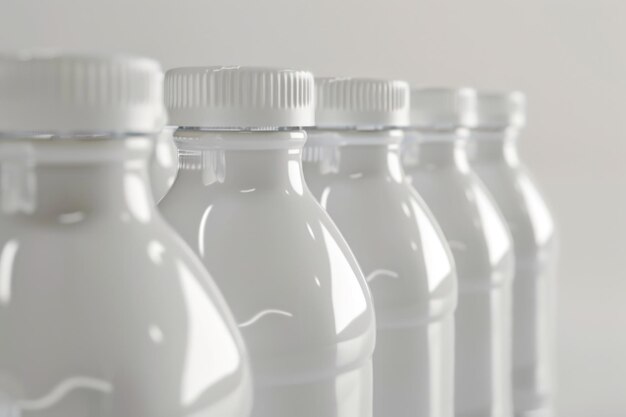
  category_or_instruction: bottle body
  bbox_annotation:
[159,129,376,417]
[149,127,178,203]
[0,136,252,417]
[403,130,515,417]
[468,130,557,417]
[303,129,457,417]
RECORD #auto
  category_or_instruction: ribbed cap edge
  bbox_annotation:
[165,66,315,128]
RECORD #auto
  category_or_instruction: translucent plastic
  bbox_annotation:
[158,129,376,417]
[302,129,457,417]
[403,130,515,417]
[0,135,252,417]
[468,129,557,417]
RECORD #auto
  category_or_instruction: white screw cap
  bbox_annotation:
[473,90,526,129]
[410,87,477,130]
[0,52,166,133]
[315,77,410,129]
[164,66,315,129]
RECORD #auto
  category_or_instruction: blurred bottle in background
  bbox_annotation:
[468,91,558,417]
[0,53,252,417]
[403,87,514,417]
[303,78,457,417]
[159,66,376,417]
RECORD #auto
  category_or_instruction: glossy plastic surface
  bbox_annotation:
[149,127,178,203]
[159,129,376,417]
[403,130,515,417]
[0,136,252,417]
[468,129,557,417]
[303,129,457,417]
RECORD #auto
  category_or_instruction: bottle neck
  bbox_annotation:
[0,135,155,220]
[305,129,405,182]
[403,129,470,172]
[174,129,308,194]
[466,128,521,166]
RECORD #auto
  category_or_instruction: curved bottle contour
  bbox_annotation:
[468,129,557,415]
[0,137,252,417]
[303,129,457,417]
[158,130,376,416]
[403,130,515,417]
[149,127,179,204]
[467,130,557,263]
[303,130,458,328]
[403,131,515,290]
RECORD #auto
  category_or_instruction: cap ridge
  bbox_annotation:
[0,52,165,133]
[314,77,410,128]
[164,66,315,128]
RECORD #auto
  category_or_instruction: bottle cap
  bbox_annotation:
[315,77,410,129]
[0,52,166,133]
[165,66,315,129]
[473,90,526,129]
[410,87,477,129]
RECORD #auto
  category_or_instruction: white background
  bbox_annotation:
[1,0,624,415]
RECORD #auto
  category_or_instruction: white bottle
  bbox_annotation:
[149,126,178,203]
[403,87,515,417]
[0,53,252,417]
[159,67,376,417]
[302,78,457,417]
[468,91,557,417]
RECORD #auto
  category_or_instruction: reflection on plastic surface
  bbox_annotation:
[320,187,331,208]
[321,222,368,335]
[18,377,113,411]
[387,148,404,183]
[411,198,454,293]
[288,160,304,196]
[124,173,152,223]
[149,127,178,204]
[202,150,226,186]
[57,211,85,224]
[365,269,399,284]
[198,205,214,258]
[472,183,512,266]
[517,176,554,246]
[177,259,241,406]
[149,324,165,344]
[238,309,294,329]
[0,240,18,306]
[147,240,166,265]
[453,141,471,174]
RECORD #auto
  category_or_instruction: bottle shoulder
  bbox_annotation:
[473,162,557,257]
[407,168,515,287]
[0,217,252,417]
[158,188,377,380]
[305,174,458,327]
[149,129,179,203]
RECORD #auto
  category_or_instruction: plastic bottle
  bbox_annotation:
[159,67,376,417]
[0,53,252,417]
[468,91,557,417]
[149,126,178,203]
[302,78,457,417]
[403,87,515,417]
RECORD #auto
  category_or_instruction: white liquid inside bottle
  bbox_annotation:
[159,67,376,417]
[0,53,253,417]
